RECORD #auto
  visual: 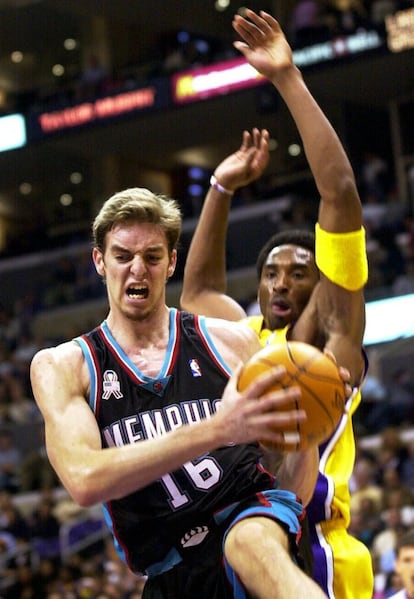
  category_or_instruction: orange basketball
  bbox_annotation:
[238,341,346,452]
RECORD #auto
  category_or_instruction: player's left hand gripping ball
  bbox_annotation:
[238,341,347,451]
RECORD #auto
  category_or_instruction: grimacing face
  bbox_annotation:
[93,221,176,322]
[258,244,319,330]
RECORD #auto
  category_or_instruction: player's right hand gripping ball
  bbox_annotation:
[238,341,346,451]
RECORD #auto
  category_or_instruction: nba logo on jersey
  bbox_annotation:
[189,358,202,377]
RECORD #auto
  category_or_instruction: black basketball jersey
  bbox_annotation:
[75,308,275,575]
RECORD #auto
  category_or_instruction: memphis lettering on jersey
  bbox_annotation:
[103,398,222,447]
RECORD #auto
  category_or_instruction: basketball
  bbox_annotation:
[238,341,346,451]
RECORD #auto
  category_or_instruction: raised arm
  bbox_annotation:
[232,10,362,233]
[180,128,269,319]
[233,10,367,383]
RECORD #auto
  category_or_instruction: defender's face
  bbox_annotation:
[258,244,319,330]
[93,221,176,321]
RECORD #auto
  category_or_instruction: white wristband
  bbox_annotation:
[210,175,234,196]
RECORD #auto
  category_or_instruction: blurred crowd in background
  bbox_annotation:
[0,0,414,597]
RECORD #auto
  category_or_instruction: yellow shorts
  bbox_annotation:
[311,523,374,598]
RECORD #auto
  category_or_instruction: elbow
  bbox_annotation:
[323,171,361,211]
[342,176,362,214]
[71,488,99,509]
[63,468,104,508]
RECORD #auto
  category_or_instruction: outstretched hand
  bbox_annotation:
[213,128,269,192]
[232,9,294,80]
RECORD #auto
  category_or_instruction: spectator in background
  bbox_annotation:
[372,507,409,576]
[360,151,390,203]
[159,32,189,75]
[0,489,15,520]
[350,454,383,513]
[326,0,369,35]
[0,502,30,544]
[374,226,406,288]
[44,256,78,308]
[0,531,21,598]
[74,251,104,302]
[288,0,333,48]
[400,439,414,491]
[388,529,414,598]
[13,291,44,336]
[392,257,414,296]
[382,570,404,598]
[11,562,46,599]
[28,492,61,548]
[381,469,414,528]
[6,375,40,425]
[12,331,43,386]
[369,0,399,31]
[50,561,82,598]
[348,495,382,549]
[0,377,11,423]
[19,425,60,492]
[357,348,388,434]
[387,369,414,428]
[408,166,414,219]
[376,428,410,483]
[31,557,59,598]
[365,367,414,432]
[0,303,20,352]
[0,428,21,493]
[76,54,109,101]
[0,342,16,379]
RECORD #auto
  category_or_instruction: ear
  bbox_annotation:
[92,247,105,277]
[167,249,177,278]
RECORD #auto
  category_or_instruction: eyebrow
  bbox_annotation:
[263,262,309,269]
[109,243,165,253]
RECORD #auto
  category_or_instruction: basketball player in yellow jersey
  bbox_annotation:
[180,9,373,599]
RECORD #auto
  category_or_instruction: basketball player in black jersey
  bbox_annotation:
[30,188,338,598]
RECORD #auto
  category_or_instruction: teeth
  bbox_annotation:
[127,286,147,299]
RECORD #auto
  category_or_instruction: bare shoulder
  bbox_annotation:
[30,340,89,410]
[204,317,261,367]
[31,339,84,373]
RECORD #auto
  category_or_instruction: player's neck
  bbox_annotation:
[106,305,170,352]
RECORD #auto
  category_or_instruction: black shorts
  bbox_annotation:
[142,489,311,599]
[142,541,237,599]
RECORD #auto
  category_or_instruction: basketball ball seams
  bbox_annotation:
[238,340,346,451]
[251,355,342,426]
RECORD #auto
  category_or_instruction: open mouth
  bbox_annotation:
[126,285,149,299]
[271,299,291,315]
